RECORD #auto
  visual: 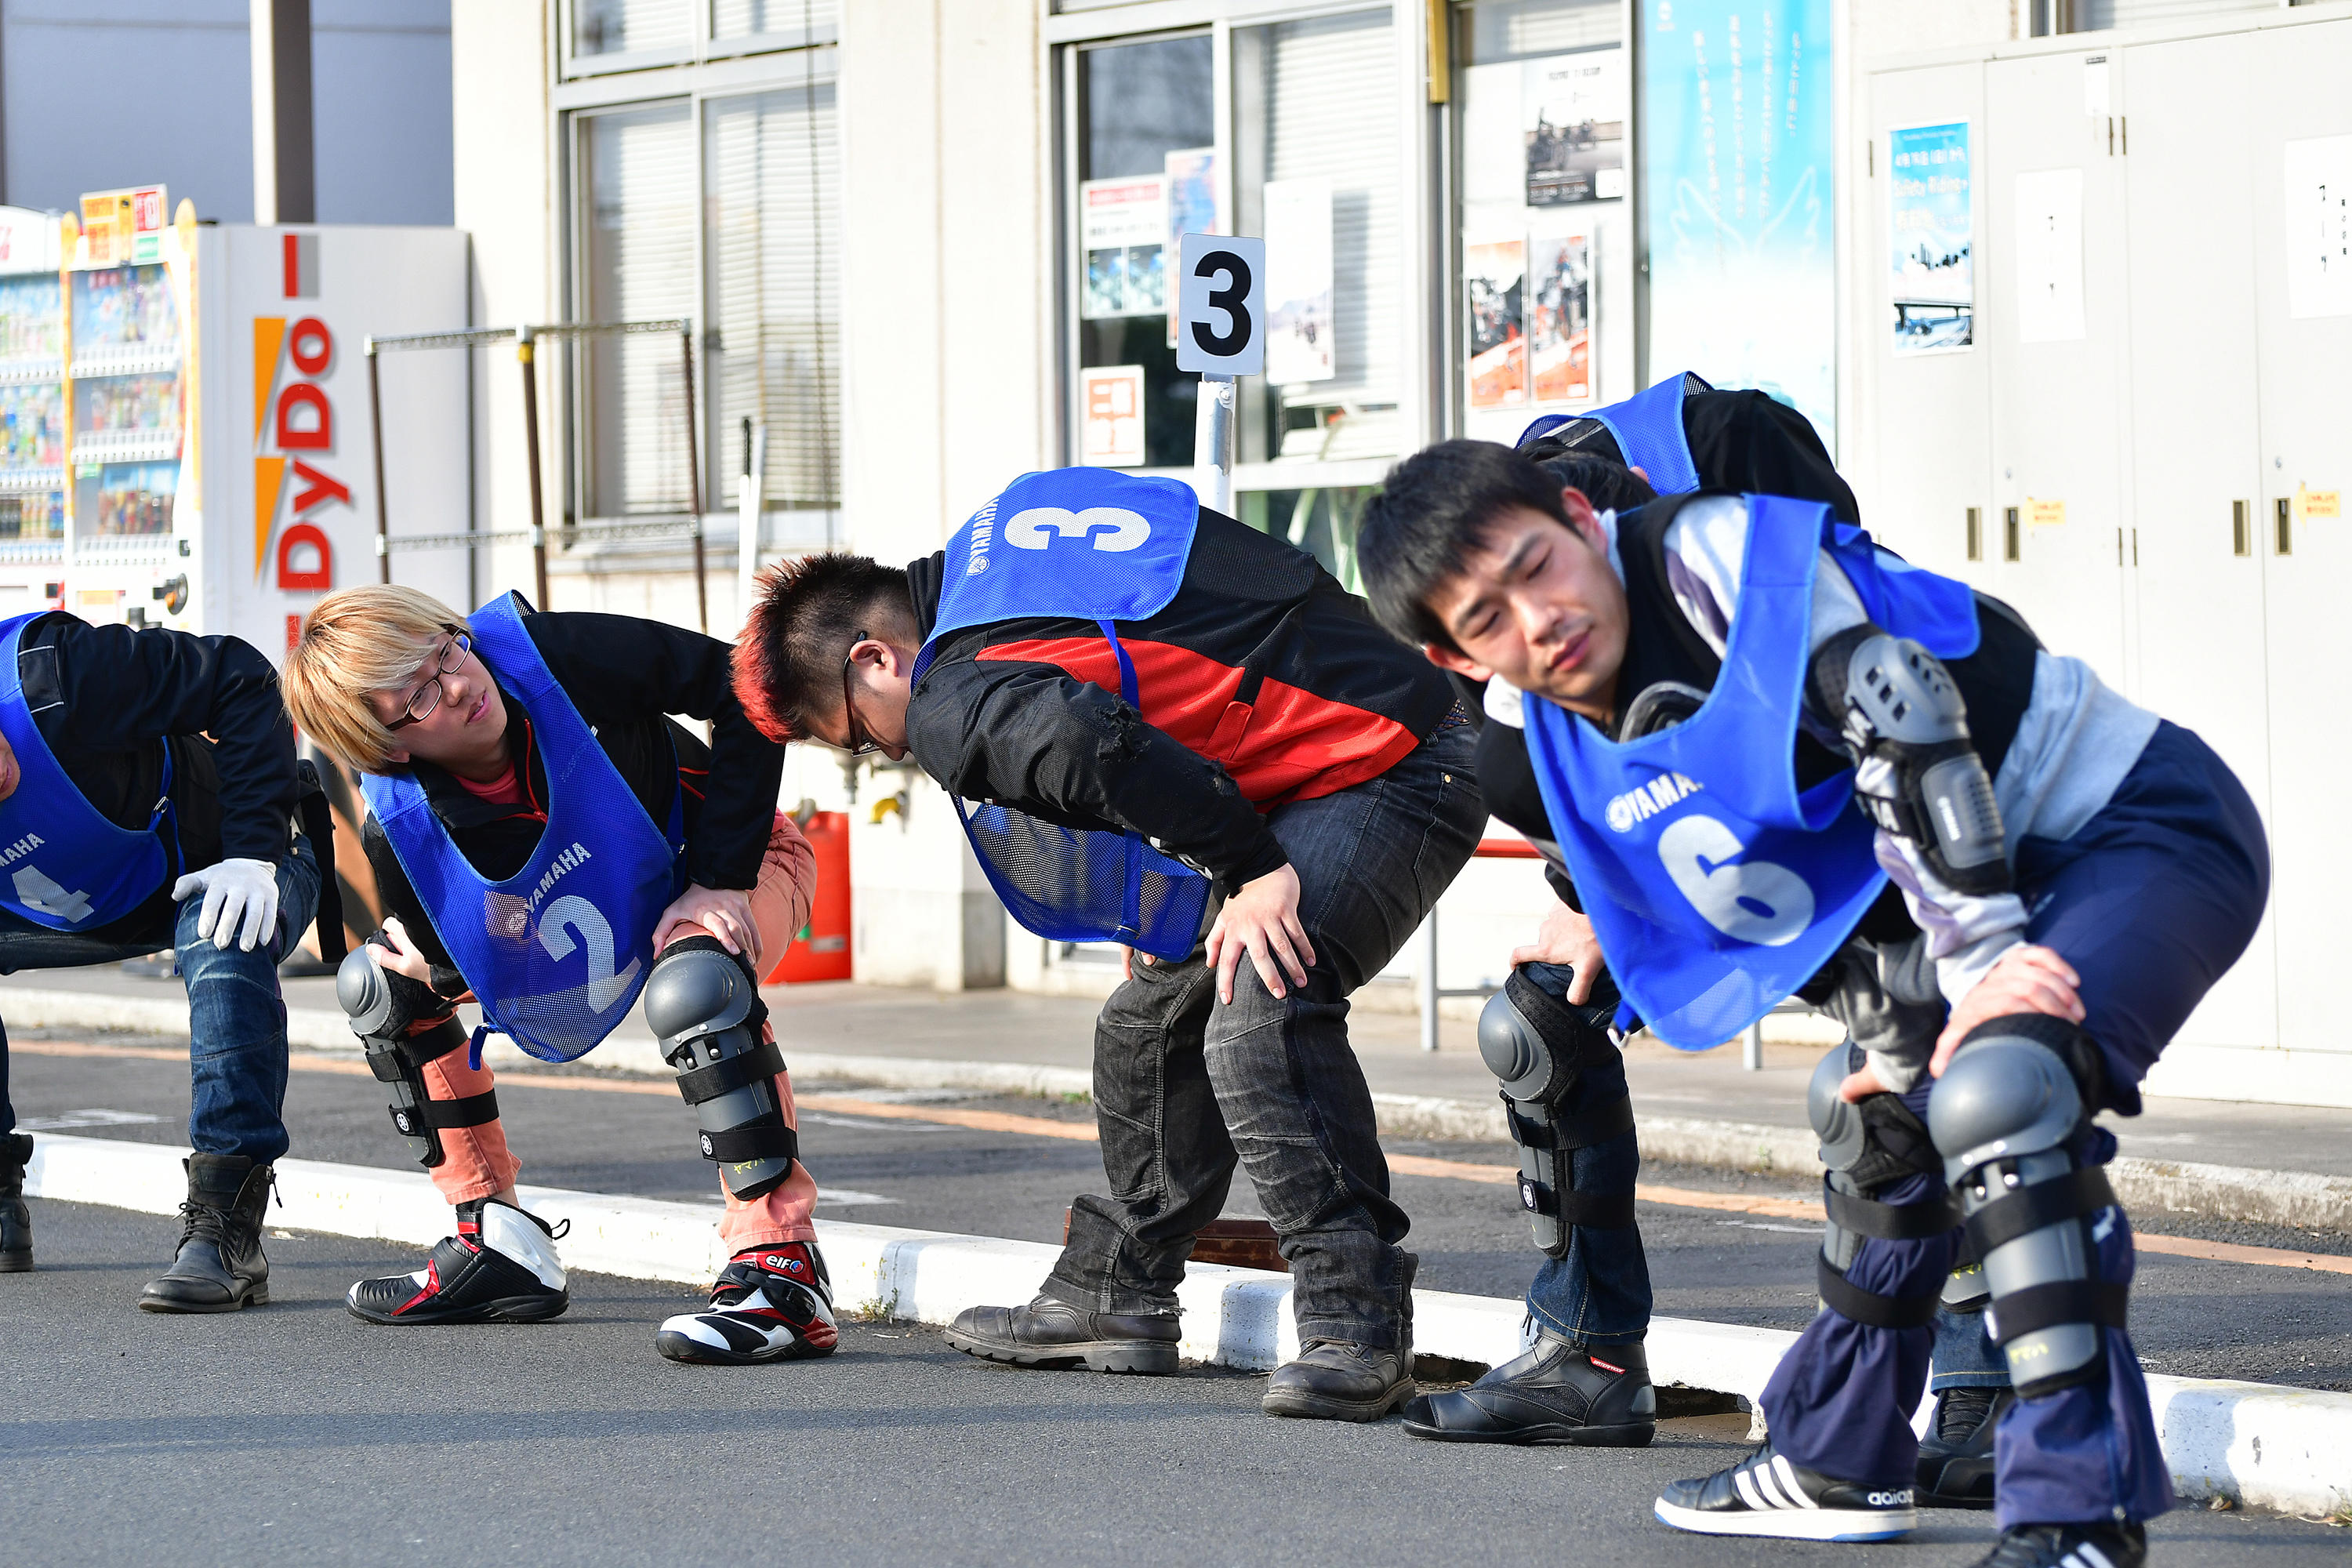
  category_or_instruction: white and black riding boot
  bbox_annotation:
[656,1240,839,1365]
[347,1196,570,1324]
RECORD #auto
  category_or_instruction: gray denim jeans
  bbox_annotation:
[1044,715,1483,1351]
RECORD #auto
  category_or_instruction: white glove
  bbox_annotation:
[171,858,282,952]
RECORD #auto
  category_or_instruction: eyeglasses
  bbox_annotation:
[839,629,879,757]
[386,626,474,732]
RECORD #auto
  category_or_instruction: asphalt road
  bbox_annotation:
[9,1029,2352,1396]
[4,1200,2345,1568]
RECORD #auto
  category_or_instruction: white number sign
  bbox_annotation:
[1176,234,1266,376]
[13,865,94,924]
[538,894,641,1012]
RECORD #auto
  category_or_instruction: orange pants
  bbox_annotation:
[420,813,820,1255]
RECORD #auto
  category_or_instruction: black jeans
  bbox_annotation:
[1045,717,1483,1351]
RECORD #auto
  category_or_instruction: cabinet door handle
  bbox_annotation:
[2233,500,2250,557]
[2276,497,2293,557]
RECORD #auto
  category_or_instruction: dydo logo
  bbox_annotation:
[253,234,350,604]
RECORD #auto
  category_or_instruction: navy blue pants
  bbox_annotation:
[0,840,321,1166]
[1518,960,1653,1345]
[1762,722,2270,1528]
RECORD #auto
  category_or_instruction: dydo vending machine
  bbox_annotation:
[0,187,468,651]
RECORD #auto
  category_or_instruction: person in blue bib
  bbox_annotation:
[1389,383,1867,1454]
[283,586,836,1365]
[734,466,1484,1421]
[1356,441,2268,1568]
[0,610,332,1312]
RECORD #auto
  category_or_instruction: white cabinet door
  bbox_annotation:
[2249,18,2352,1058]
[1866,62,1991,582]
[1980,50,2132,691]
[2118,31,2277,1051]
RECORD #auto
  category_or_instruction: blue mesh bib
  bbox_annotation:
[1519,372,1708,495]
[1521,495,1978,1049]
[363,594,686,1062]
[916,469,1213,961]
[0,612,175,930]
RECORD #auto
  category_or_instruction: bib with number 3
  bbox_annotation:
[364,593,686,1063]
[1521,494,1977,1050]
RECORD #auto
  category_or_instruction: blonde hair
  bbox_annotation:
[283,584,466,773]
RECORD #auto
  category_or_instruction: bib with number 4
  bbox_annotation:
[0,611,176,931]
[363,593,685,1063]
[1522,494,1979,1050]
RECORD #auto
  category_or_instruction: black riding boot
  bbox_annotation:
[0,1133,31,1272]
[140,1154,273,1312]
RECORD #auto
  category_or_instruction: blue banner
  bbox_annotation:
[1639,0,1836,448]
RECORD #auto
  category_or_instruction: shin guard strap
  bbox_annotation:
[673,1039,786,1105]
[1987,1280,2129,1347]
[1519,1174,1637,1229]
[699,1122,800,1165]
[418,1091,500,1131]
[1824,1182,1960,1240]
[1963,1167,2118,1256]
[1816,1254,1945,1330]
[1504,1092,1635,1153]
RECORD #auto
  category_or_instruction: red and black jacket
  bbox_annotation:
[905,506,1457,891]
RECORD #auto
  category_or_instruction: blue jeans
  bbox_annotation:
[0,837,321,1166]
[1047,717,1484,1350]
[1517,960,1652,1346]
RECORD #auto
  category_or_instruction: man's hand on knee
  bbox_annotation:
[654,883,761,964]
[1204,864,1315,1004]
[1508,899,1603,1004]
[1932,944,2082,1075]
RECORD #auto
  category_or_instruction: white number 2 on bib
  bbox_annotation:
[1655,814,1814,948]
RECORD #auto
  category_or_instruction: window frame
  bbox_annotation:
[1051,1,1438,509]
[558,0,840,82]
[553,29,844,568]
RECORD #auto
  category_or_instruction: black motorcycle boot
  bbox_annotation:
[1916,1385,2012,1508]
[0,1133,32,1272]
[1401,1330,1656,1446]
[944,1295,1181,1374]
[1262,1338,1417,1421]
[140,1154,272,1312]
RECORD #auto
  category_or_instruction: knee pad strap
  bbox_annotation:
[1484,970,1637,1251]
[673,1037,786,1105]
[1822,1182,1958,1241]
[361,1015,475,1171]
[649,935,797,1200]
[1816,1255,1946,1330]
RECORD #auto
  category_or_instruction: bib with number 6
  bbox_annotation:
[0,611,176,931]
[1522,494,1979,1051]
[363,593,686,1063]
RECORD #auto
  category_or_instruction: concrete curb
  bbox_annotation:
[20,1131,2352,1519]
[13,984,2352,1234]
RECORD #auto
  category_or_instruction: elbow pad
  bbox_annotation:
[1809,626,2010,897]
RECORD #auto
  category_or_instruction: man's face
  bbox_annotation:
[367,631,509,768]
[810,637,914,762]
[0,732,16,803]
[1419,488,1629,722]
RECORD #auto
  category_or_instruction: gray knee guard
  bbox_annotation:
[644,935,797,1201]
[337,943,487,1170]
[1805,1044,1957,1328]
[1478,969,1635,1258]
[1929,1016,2125,1398]
[1809,626,2009,895]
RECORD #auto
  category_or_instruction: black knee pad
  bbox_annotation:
[1930,1014,2125,1398]
[1479,968,1634,1258]
[648,935,797,1201]
[339,942,489,1170]
[1804,1044,1955,1329]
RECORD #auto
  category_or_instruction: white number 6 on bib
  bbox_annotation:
[1656,814,1815,948]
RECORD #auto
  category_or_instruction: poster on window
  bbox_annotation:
[1164,148,1221,347]
[1528,233,1593,403]
[1263,178,1335,387]
[1524,50,1628,206]
[1465,238,1527,410]
[1641,0,1836,446]
[1080,176,1167,320]
[1079,365,1145,467]
[1889,122,1973,355]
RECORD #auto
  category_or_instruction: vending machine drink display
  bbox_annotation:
[0,189,469,652]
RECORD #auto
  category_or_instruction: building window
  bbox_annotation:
[577,103,699,521]
[1232,9,1402,468]
[705,82,841,546]
[712,0,838,45]
[573,0,693,59]
[1070,33,1214,473]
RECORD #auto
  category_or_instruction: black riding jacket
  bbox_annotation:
[9,614,297,943]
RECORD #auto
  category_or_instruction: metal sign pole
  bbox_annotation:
[738,416,765,632]
[365,336,390,583]
[517,325,550,609]
[678,323,707,634]
[1193,373,1236,515]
